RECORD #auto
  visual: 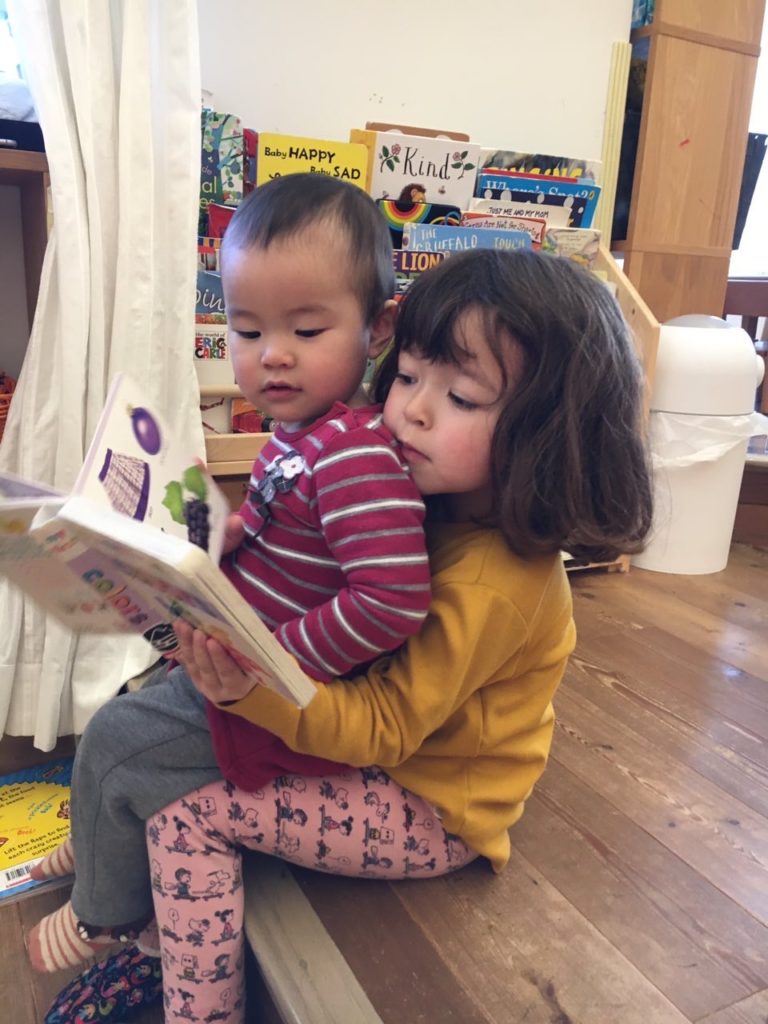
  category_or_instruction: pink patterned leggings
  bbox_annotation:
[148,767,476,1023]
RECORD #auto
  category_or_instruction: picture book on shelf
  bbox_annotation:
[476,173,601,228]
[199,108,244,234]
[468,197,570,227]
[541,226,601,267]
[460,211,547,246]
[0,374,317,710]
[256,132,368,187]
[402,223,532,253]
[392,249,447,299]
[351,129,480,209]
[473,184,593,228]
[195,238,235,390]
[480,148,602,182]
[0,756,74,904]
[377,199,461,248]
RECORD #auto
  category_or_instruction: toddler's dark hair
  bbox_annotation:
[221,173,394,324]
[374,249,653,562]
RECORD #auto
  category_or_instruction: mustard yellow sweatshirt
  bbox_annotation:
[224,522,575,871]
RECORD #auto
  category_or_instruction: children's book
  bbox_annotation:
[206,202,236,240]
[460,211,547,246]
[480,148,602,183]
[541,226,602,268]
[351,129,480,209]
[200,108,244,235]
[468,197,570,227]
[392,249,447,300]
[402,223,532,253]
[0,374,317,708]
[0,756,74,903]
[195,237,235,389]
[476,173,601,228]
[473,183,593,228]
[256,132,368,187]
[377,199,461,248]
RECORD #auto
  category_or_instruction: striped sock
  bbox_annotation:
[27,902,117,973]
[29,836,75,881]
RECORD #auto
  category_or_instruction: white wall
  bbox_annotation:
[0,185,28,379]
[197,1,633,161]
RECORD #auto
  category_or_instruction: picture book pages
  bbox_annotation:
[72,372,230,562]
[0,375,316,706]
[0,756,74,904]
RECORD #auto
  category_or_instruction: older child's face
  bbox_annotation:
[222,228,393,428]
[383,310,521,519]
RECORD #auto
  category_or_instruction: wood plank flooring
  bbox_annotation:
[2,541,767,1023]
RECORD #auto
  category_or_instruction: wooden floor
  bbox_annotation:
[3,541,768,1023]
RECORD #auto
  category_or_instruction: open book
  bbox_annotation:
[0,374,316,708]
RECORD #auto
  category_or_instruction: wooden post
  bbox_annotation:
[620,0,766,322]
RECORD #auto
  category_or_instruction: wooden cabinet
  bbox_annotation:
[620,1,765,322]
[0,148,49,326]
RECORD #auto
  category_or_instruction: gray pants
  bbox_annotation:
[70,664,221,926]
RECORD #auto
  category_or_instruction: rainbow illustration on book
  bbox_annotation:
[377,199,461,248]
[377,200,461,230]
[98,449,150,521]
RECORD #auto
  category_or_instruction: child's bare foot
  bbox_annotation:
[29,835,75,881]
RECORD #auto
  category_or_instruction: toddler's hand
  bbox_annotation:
[222,513,245,554]
[173,619,256,704]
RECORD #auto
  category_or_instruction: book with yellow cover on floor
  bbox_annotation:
[0,374,317,709]
[0,756,74,903]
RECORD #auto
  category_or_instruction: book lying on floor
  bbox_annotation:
[0,756,74,904]
[0,374,317,708]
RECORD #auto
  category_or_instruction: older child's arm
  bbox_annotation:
[177,568,573,768]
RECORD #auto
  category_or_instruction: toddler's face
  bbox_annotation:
[383,310,521,519]
[222,228,380,428]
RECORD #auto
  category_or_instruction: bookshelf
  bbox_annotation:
[619,0,766,322]
[0,148,49,326]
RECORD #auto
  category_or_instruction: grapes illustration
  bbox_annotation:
[162,465,212,553]
[129,405,161,455]
[185,498,210,552]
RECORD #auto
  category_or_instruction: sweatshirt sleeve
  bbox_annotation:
[222,578,533,767]
[274,427,431,680]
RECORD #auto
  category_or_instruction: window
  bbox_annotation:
[730,15,768,277]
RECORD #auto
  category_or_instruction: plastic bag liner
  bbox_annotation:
[649,411,768,469]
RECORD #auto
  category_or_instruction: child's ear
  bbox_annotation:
[367,299,398,359]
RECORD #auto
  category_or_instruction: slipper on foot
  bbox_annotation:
[43,943,162,1024]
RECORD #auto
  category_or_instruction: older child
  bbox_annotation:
[144,247,653,1022]
[28,174,431,972]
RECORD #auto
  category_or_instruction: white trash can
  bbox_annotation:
[632,315,767,575]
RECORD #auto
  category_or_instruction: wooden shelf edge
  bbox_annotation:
[0,148,48,184]
[563,553,630,574]
[199,384,243,399]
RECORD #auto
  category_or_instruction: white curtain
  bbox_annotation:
[0,0,204,748]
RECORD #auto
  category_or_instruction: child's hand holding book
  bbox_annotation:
[173,618,257,705]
